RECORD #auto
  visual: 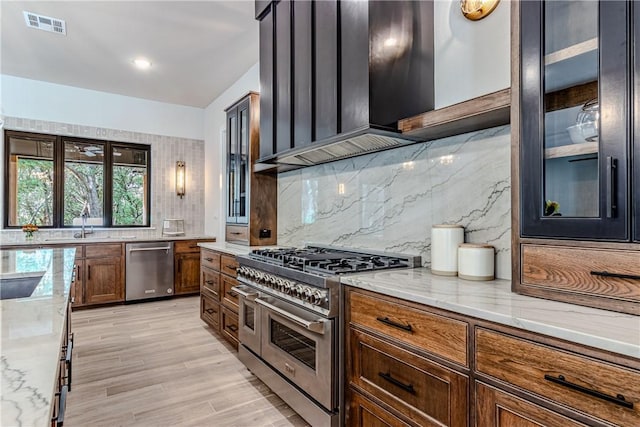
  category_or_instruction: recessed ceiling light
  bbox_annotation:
[133,58,152,70]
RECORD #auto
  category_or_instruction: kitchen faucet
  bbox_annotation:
[74,203,94,238]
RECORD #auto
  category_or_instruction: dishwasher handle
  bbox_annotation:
[128,246,172,253]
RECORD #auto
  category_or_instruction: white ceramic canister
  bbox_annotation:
[430,224,464,276]
[457,243,495,281]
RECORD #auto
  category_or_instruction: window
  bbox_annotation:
[4,130,151,228]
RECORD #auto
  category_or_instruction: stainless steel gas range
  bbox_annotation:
[232,245,421,427]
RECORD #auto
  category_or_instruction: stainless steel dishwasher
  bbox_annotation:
[125,242,174,301]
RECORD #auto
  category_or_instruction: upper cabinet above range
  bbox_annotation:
[255,0,434,169]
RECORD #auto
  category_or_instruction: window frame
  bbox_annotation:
[3,130,151,229]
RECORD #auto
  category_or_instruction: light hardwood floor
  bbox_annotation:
[66,296,309,427]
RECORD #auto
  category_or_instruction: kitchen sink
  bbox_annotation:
[0,271,46,300]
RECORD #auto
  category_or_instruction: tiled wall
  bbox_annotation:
[278,125,512,279]
[0,117,205,243]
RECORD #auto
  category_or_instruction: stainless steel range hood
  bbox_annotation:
[258,125,424,169]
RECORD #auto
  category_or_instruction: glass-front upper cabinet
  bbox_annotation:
[520,0,629,240]
[226,97,250,224]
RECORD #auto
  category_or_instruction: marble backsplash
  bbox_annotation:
[278,125,512,279]
[0,117,205,243]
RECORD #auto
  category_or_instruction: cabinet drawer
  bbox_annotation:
[221,275,239,311]
[476,382,588,427]
[347,390,412,427]
[200,295,220,330]
[85,243,122,258]
[475,328,640,426]
[220,254,238,277]
[200,249,220,271]
[226,225,248,243]
[348,290,468,366]
[221,306,239,348]
[201,269,220,300]
[174,240,201,253]
[521,244,640,302]
[349,328,468,427]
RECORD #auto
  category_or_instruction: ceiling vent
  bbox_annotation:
[23,11,66,35]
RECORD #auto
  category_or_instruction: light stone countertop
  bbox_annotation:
[1,247,76,427]
[341,268,640,360]
[198,241,279,257]
[1,235,216,247]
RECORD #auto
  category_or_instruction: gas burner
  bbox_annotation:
[249,245,419,276]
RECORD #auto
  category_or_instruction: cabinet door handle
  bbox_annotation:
[376,316,413,332]
[378,372,416,394]
[605,156,617,218]
[544,374,633,408]
[87,265,91,280]
[205,257,214,262]
[178,259,181,273]
[227,324,238,332]
[590,271,640,281]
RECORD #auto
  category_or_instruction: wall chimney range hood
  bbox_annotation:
[262,125,424,167]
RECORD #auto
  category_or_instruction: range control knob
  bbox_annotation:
[283,281,294,295]
[302,287,313,302]
[293,284,305,298]
[310,290,325,306]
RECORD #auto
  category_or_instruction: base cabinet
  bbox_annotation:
[84,257,123,304]
[174,240,205,295]
[345,287,640,427]
[199,247,239,349]
[476,382,587,427]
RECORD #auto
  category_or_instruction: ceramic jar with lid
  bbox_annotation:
[458,243,495,281]
[431,225,464,276]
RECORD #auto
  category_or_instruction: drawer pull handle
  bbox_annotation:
[226,291,238,298]
[205,308,216,315]
[227,324,238,332]
[376,316,413,332]
[230,231,243,235]
[225,264,237,270]
[205,280,214,285]
[379,372,416,394]
[544,374,634,409]
[205,257,214,262]
[590,271,640,281]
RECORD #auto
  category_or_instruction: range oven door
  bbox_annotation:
[233,285,261,356]
[257,295,335,411]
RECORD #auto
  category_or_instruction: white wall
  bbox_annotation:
[0,75,204,140]
[203,63,260,240]
[434,0,510,108]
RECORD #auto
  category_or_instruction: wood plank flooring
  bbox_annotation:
[65,296,309,427]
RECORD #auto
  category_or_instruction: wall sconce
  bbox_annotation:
[176,161,185,198]
[460,0,500,21]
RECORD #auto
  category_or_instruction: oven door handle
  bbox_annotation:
[232,285,259,301]
[256,297,326,335]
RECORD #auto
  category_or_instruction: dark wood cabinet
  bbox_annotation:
[84,257,123,304]
[225,93,277,246]
[174,240,202,295]
[346,286,640,427]
[199,247,240,350]
[256,0,434,163]
[79,243,124,306]
[513,0,640,314]
[476,382,588,427]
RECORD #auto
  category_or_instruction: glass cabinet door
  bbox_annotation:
[521,0,629,240]
[226,109,238,223]
[237,100,250,224]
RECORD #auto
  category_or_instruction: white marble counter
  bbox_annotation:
[1,247,76,427]
[1,235,216,247]
[341,268,640,359]
[198,241,278,257]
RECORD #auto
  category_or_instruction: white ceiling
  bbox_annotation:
[1,1,259,108]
